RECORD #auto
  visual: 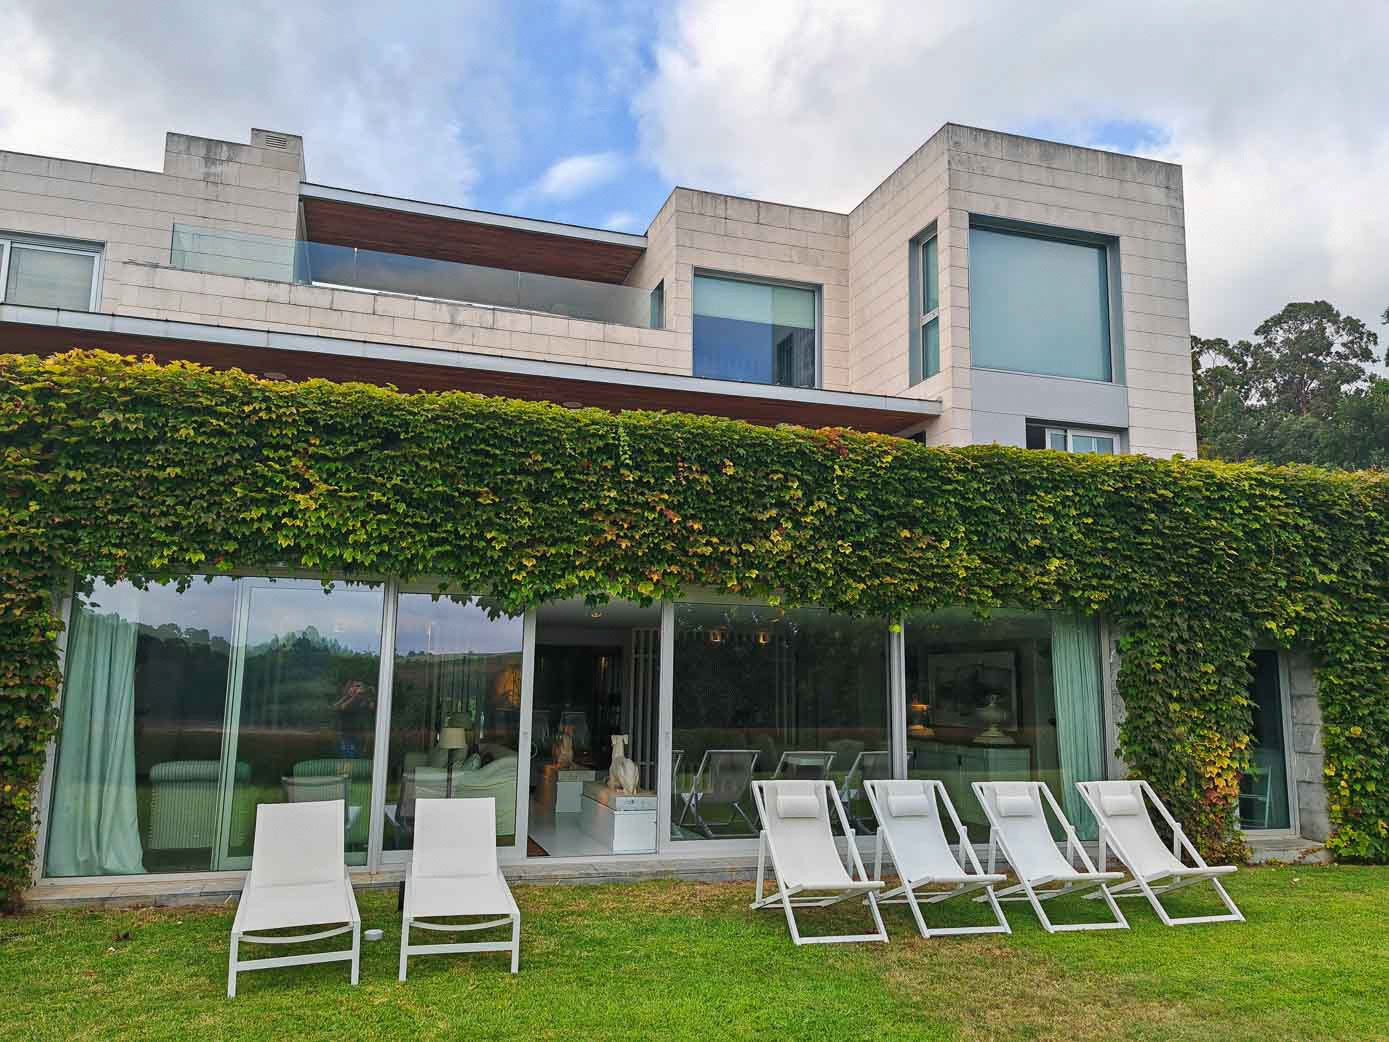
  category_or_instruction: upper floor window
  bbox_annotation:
[1026,423,1117,454]
[909,231,940,385]
[693,274,817,388]
[969,224,1114,382]
[0,235,101,311]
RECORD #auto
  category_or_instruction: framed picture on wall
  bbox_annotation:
[927,650,1019,733]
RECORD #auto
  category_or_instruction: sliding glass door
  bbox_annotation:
[214,579,386,869]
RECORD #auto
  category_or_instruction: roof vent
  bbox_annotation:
[261,133,290,150]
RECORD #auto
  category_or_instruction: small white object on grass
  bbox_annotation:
[364,928,384,942]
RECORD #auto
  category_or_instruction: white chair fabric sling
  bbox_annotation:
[972,781,1128,933]
[864,779,1009,938]
[676,749,760,838]
[749,779,888,946]
[399,797,521,979]
[1076,780,1244,926]
[228,800,360,998]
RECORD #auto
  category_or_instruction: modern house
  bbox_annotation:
[1,123,1326,900]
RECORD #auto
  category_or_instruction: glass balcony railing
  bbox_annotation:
[170,224,657,329]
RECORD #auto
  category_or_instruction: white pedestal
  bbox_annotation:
[535,765,598,817]
[579,781,658,854]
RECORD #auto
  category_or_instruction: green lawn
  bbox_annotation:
[1,865,1384,1042]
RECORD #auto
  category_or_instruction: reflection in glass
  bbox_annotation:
[46,578,238,876]
[1239,651,1292,830]
[904,609,1105,840]
[223,581,384,866]
[693,275,817,387]
[383,594,524,850]
[672,603,889,840]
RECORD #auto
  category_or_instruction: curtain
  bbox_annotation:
[45,605,146,876]
[1051,613,1105,839]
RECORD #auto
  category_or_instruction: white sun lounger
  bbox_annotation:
[1076,780,1244,926]
[399,797,521,979]
[972,781,1128,933]
[771,750,838,781]
[864,779,1010,938]
[228,800,361,998]
[749,779,888,946]
[676,749,760,838]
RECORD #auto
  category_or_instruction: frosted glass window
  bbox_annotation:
[694,275,816,387]
[5,244,97,310]
[969,227,1112,382]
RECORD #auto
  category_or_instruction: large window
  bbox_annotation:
[693,275,817,387]
[904,609,1105,839]
[45,577,385,877]
[671,603,889,840]
[382,591,524,852]
[0,236,101,310]
[969,225,1113,382]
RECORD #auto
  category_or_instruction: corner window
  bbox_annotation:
[969,224,1114,382]
[1026,423,1117,454]
[909,232,941,385]
[0,236,101,311]
[693,274,817,388]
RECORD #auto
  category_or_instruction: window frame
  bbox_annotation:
[1241,649,1301,838]
[967,216,1125,385]
[0,233,104,312]
[691,268,822,389]
[1031,423,1121,455]
[908,227,941,386]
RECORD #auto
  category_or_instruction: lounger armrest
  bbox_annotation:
[343,871,361,925]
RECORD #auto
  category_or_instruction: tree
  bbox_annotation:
[1191,301,1384,467]
[1322,379,1389,470]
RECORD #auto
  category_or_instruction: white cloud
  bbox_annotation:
[524,151,626,203]
[0,0,520,206]
[633,0,1389,342]
[603,210,643,232]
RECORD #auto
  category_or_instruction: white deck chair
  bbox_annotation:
[864,779,1010,938]
[1076,780,1243,926]
[676,749,760,837]
[749,780,888,946]
[399,797,520,979]
[771,750,838,781]
[972,781,1128,933]
[227,800,360,998]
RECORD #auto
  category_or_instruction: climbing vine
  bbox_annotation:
[1,350,1386,907]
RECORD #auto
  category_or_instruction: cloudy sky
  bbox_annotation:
[2,0,1386,343]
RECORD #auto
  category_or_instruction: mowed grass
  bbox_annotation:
[0,865,1385,1042]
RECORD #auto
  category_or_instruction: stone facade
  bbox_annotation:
[2,123,1196,455]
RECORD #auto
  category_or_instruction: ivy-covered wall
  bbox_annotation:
[2,350,1387,907]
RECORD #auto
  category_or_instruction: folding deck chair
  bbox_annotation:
[399,797,521,978]
[864,779,1010,938]
[1076,780,1243,926]
[838,750,891,832]
[749,779,888,946]
[227,800,361,997]
[676,749,759,838]
[972,781,1128,933]
[771,750,838,781]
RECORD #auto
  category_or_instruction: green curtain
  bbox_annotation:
[1051,613,1105,839]
[45,605,146,876]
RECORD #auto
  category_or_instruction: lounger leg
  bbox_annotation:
[510,914,520,974]
[752,831,768,905]
[865,890,889,943]
[399,916,411,981]
[1022,880,1059,933]
[1211,878,1245,923]
[1096,883,1128,931]
[871,830,884,882]
[903,883,931,939]
[778,877,803,946]
[227,933,239,999]
[350,923,360,986]
[982,885,1012,935]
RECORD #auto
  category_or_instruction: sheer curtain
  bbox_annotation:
[45,602,146,876]
[1051,614,1105,839]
